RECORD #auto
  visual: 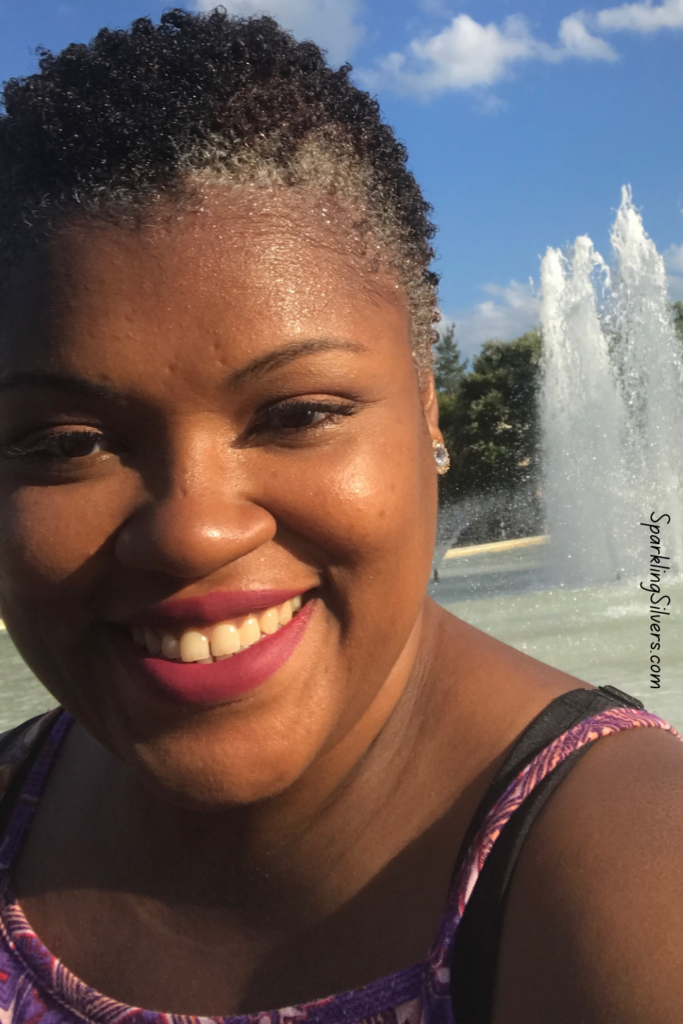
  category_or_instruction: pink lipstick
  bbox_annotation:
[119,594,314,706]
[128,588,307,629]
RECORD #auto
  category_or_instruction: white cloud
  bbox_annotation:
[191,2,683,98]
[665,242,683,300]
[447,280,541,358]
[665,242,683,273]
[361,12,616,98]
[558,14,619,58]
[193,0,363,65]
[594,0,683,33]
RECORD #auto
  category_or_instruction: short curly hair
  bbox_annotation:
[0,7,439,373]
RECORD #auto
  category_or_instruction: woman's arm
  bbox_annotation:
[494,725,683,1023]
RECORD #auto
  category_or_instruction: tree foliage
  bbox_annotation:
[437,329,542,503]
[434,323,467,393]
[672,300,683,343]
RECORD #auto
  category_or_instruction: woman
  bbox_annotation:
[0,10,681,1023]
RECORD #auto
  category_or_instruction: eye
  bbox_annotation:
[255,399,356,433]
[0,429,111,461]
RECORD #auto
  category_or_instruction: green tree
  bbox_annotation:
[672,301,683,343]
[439,329,542,501]
[433,323,467,393]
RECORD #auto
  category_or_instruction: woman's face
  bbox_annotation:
[0,189,440,807]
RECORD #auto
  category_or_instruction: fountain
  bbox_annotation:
[431,188,683,728]
[541,186,683,586]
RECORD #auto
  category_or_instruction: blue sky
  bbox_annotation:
[2,0,683,356]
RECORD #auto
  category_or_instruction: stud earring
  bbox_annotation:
[432,438,450,475]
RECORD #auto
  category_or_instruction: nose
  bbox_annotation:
[114,462,276,581]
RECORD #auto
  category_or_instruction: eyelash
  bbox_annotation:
[1,429,108,461]
[254,399,356,434]
[0,400,356,462]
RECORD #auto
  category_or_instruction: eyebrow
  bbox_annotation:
[226,338,369,388]
[0,338,369,399]
[0,371,113,399]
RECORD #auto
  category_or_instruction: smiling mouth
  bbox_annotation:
[131,595,304,664]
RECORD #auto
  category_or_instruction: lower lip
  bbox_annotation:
[118,600,314,706]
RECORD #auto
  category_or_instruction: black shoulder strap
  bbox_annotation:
[449,685,644,1024]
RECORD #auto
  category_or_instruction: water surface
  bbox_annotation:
[430,542,683,732]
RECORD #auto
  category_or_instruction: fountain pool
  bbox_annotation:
[429,538,683,734]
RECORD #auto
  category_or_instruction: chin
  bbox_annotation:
[122,709,328,811]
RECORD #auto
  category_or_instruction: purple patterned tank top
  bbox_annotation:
[0,705,677,1024]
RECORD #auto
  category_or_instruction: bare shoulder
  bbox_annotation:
[494,722,683,1023]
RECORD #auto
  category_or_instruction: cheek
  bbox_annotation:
[0,478,128,608]
[332,459,416,545]
[263,418,436,570]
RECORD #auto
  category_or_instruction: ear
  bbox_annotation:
[420,372,441,438]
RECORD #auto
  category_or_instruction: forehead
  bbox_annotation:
[0,189,410,386]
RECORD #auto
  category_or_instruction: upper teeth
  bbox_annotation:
[132,596,303,663]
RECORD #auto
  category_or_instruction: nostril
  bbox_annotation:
[114,498,277,578]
